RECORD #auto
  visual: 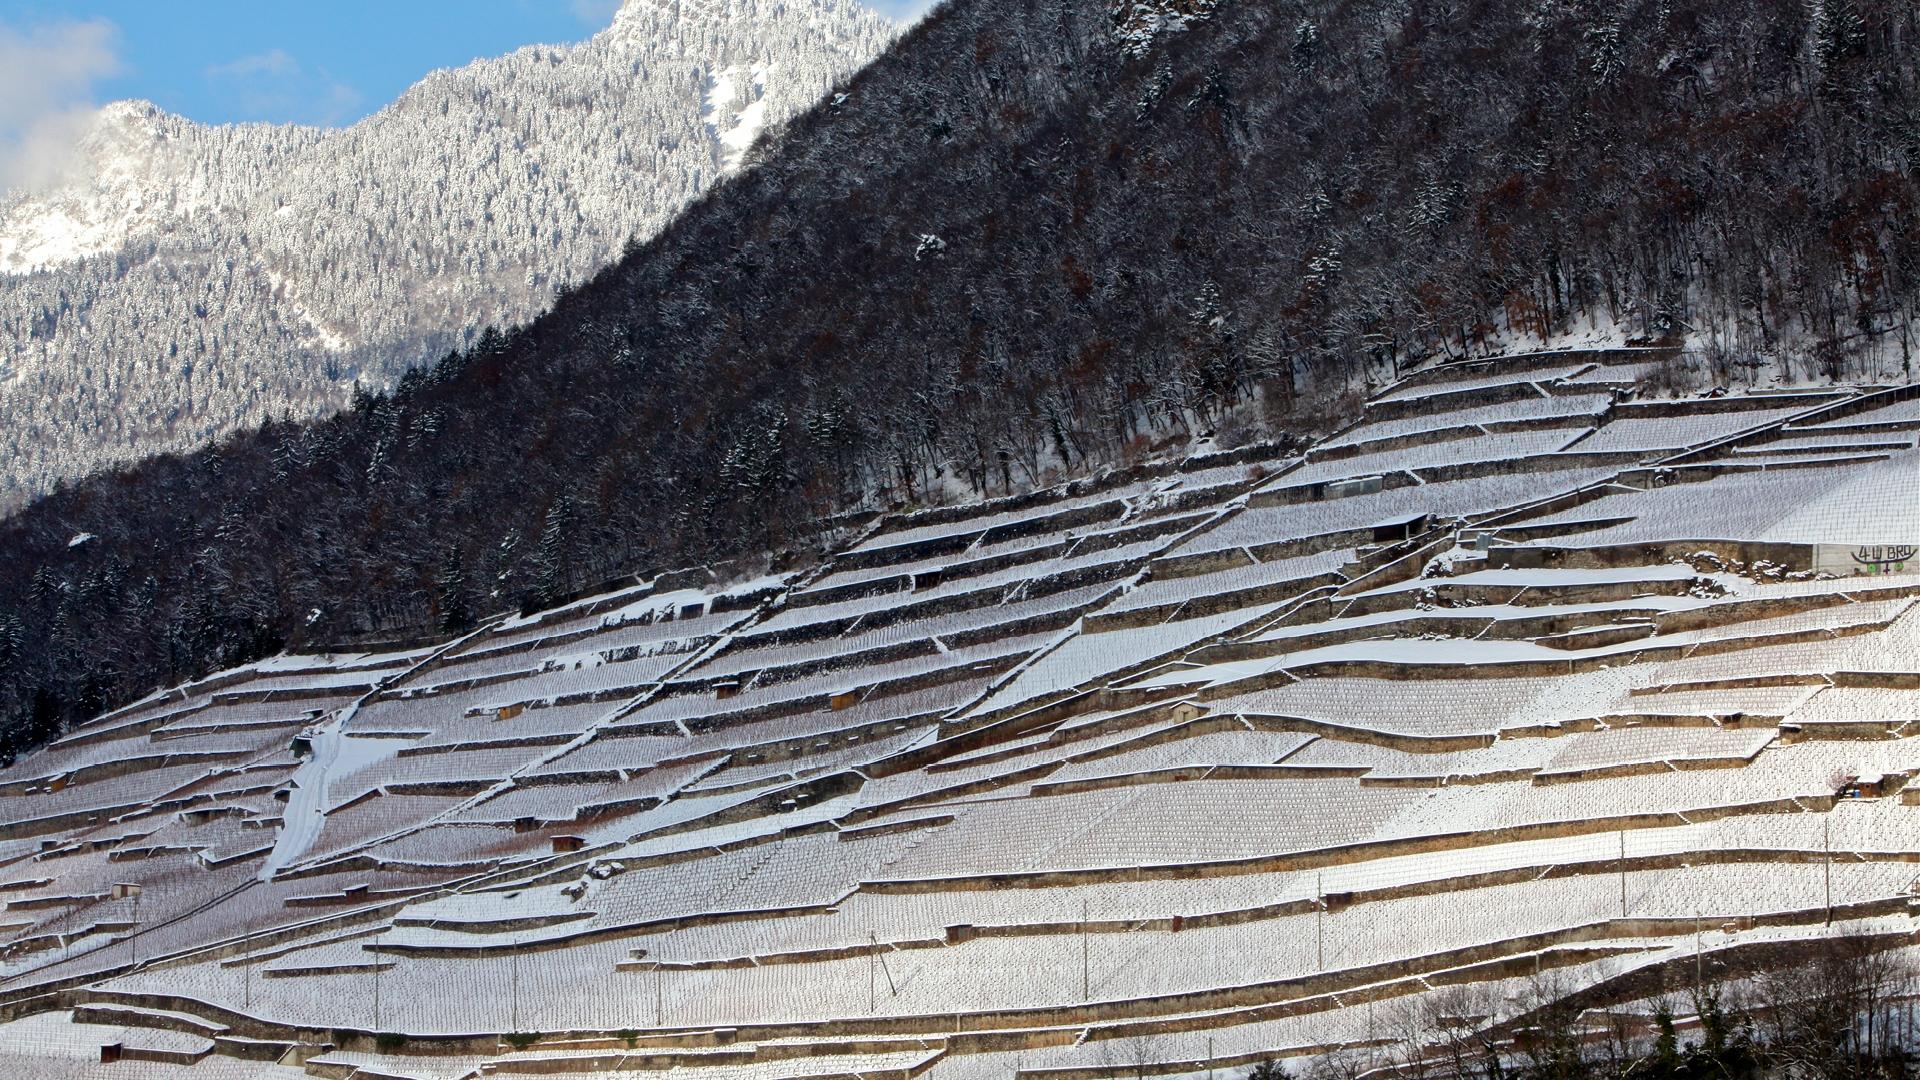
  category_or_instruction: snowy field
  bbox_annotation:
[4,350,1920,1079]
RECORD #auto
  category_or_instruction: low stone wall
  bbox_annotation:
[858,794,1835,895]
[1238,711,1494,752]
[1490,538,1818,574]
[1360,378,1549,425]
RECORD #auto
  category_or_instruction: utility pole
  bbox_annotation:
[1316,871,1325,972]
[372,931,382,1032]
[1693,906,1702,989]
[1081,900,1091,1002]
[1618,831,1627,918]
[869,932,896,999]
[511,947,521,1032]
[654,966,663,1027]
[868,933,877,1014]
[1825,813,1833,926]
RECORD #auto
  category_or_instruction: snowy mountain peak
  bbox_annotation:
[0,102,178,275]
[0,2,896,507]
[611,0,777,31]
[1,97,311,275]
[90,97,168,134]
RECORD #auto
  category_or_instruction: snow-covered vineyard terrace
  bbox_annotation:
[5,347,1920,1080]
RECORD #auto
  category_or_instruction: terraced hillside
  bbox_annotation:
[5,348,1920,1079]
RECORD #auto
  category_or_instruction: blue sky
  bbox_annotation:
[0,0,924,128]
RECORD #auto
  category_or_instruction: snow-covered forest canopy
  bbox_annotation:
[0,0,1916,758]
[0,0,897,509]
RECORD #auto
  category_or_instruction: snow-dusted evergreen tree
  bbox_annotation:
[435,546,473,633]
[0,612,20,673]
[532,498,573,609]
[0,0,896,509]
[1815,0,1867,95]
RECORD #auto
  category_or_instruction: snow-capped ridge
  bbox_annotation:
[0,0,897,506]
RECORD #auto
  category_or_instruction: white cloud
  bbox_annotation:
[0,17,121,195]
[317,80,364,125]
[571,0,624,26]
[205,49,363,127]
[205,48,300,81]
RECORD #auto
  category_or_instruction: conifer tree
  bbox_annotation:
[533,499,573,610]
[435,547,474,633]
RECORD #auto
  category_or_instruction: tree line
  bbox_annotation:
[1244,931,1919,1080]
[0,0,1916,761]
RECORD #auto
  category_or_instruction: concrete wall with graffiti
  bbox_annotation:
[1816,544,1919,576]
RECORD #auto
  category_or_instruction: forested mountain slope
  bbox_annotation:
[0,0,895,507]
[0,0,1915,759]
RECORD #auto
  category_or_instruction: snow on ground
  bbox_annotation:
[705,63,774,172]
[7,350,1920,1078]
[258,716,395,879]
